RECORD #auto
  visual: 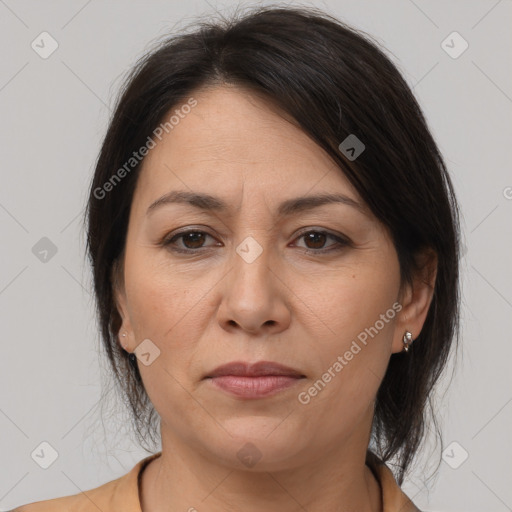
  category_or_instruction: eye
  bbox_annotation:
[162,230,220,254]
[162,228,350,255]
[293,229,350,254]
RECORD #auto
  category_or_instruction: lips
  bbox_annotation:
[204,361,306,399]
[205,361,305,379]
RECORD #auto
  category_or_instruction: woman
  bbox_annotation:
[15,4,461,511]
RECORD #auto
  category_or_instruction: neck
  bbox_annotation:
[140,427,382,512]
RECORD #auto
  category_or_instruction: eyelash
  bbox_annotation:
[161,228,351,255]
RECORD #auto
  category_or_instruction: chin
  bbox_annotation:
[199,418,308,471]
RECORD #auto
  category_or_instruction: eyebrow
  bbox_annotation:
[146,190,368,217]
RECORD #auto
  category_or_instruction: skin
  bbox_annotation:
[114,84,437,512]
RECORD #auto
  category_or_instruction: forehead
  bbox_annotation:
[132,85,363,214]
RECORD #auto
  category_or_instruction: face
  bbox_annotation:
[114,84,430,471]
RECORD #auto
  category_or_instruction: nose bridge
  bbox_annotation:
[231,231,275,299]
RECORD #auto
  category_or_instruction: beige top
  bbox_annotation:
[14,451,421,511]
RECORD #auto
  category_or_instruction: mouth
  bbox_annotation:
[206,361,305,379]
[204,361,306,399]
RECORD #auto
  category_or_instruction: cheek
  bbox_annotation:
[297,250,400,409]
[123,261,203,418]
[296,288,398,439]
[302,263,400,351]
[125,274,173,335]
[124,247,194,333]
[123,253,214,380]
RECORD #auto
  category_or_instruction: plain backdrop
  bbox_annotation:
[1,1,511,511]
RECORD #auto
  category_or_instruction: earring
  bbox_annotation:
[402,331,413,352]
[120,332,128,351]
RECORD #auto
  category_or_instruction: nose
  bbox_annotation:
[216,239,291,336]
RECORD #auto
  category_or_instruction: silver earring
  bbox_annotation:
[402,331,413,352]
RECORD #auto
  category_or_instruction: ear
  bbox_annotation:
[111,257,133,352]
[392,247,438,354]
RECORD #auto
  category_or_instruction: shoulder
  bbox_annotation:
[12,474,123,512]
[12,453,161,512]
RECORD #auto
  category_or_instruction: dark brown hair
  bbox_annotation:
[84,4,461,485]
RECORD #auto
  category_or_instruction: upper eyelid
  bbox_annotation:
[167,226,343,238]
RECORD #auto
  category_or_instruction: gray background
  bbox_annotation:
[1,1,511,511]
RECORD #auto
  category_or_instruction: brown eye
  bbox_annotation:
[180,231,207,249]
[303,231,328,249]
[162,228,350,256]
[163,230,219,253]
[294,230,350,254]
